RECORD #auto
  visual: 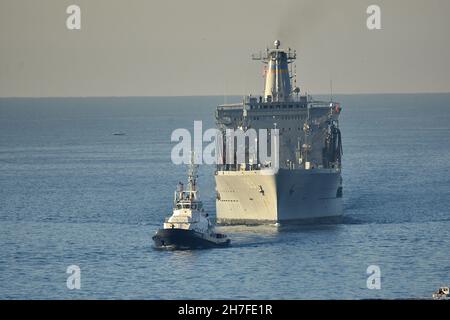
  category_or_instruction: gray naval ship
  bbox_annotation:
[215,40,343,224]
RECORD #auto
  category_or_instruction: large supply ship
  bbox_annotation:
[215,40,343,224]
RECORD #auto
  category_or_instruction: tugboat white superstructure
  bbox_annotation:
[215,40,343,224]
[153,159,230,249]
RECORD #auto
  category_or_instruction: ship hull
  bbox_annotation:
[152,229,230,250]
[215,168,343,225]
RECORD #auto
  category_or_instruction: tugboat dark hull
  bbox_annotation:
[152,229,230,250]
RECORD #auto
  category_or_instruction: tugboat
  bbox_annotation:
[152,159,230,250]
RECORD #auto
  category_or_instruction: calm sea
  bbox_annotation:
[0,94,449,299]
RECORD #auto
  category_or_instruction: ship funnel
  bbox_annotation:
[253,40,297,102]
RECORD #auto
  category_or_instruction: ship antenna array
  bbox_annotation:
[330,79,333,103]
[252,50,268,95]
[294,63,297,89]
[188,152,198,193]
[252,43,297,98]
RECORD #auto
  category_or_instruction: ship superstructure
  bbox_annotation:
[215,40,343,224]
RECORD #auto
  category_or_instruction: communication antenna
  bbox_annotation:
[223,79,227,104]
[330,79,333,103]
[294,63,297,88]
[262,64,267,95]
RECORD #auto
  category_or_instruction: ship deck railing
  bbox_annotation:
[215,164,271,171]
[217,99,334,111]
[165,217,196,223]
[215,164,341,173]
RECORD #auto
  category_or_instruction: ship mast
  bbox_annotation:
[252,40,297,102]
[302,107,311,168]
[187,152,198,194]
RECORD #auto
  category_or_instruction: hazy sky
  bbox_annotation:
[1,0,450,97]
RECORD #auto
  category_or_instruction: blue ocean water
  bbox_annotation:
[0,94,449,299]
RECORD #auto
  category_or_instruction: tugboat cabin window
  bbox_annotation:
[177,204,192,209]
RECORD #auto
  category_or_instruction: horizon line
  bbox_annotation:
[1,91,450,99]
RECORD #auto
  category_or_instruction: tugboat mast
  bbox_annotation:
[187,152,198,194]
